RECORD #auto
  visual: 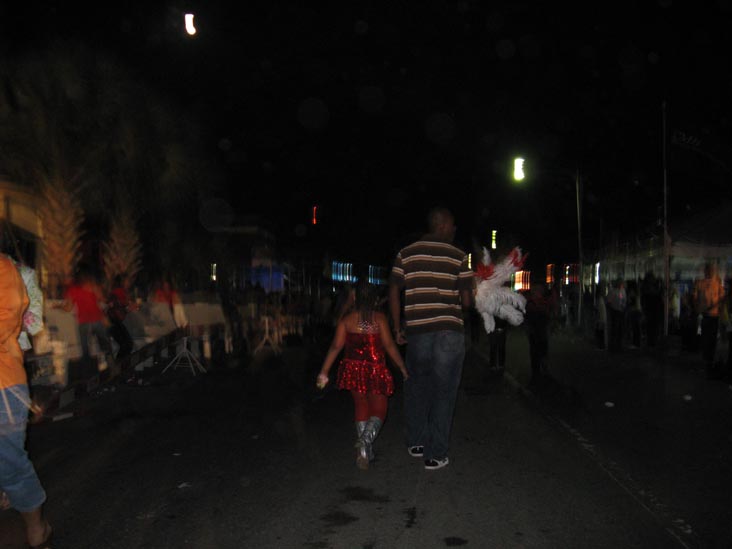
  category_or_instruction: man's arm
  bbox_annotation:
[389,282,406,344]
[460,288,473,310]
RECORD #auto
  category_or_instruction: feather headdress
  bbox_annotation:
[474,246,527,333]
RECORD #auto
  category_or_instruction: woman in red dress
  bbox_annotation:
[317,281,407,470]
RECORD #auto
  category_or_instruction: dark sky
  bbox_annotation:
[3,1,732,269]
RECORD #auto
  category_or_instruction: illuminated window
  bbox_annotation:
[546,264,554,285]
[467,253,472,270]
[512,270,530,292]
[491,230,497,250]
[562,264,579,285]
[210,263,217,282]
[368,265,387,285]
[594,262,600,285]
[332,261,357,283]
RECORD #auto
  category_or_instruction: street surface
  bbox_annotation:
[1,325,728,548]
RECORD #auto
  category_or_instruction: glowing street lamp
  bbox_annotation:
[511,156,585,326]
[513,157,525,182]
[185,13,197,36]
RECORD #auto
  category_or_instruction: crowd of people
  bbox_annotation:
[594,264,731,380]
[2,205,729,545]
[54,267,190,377]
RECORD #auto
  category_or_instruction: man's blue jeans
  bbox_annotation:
[0,384,46,512]
[404,330,465,460]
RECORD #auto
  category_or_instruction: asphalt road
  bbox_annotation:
[500,326,732,549]
[0,337,688,548]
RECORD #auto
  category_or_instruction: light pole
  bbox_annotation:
[513,157,584,328]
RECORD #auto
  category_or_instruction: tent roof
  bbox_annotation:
[671,200,732,248]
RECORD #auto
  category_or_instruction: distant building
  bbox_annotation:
[0,179,43,268]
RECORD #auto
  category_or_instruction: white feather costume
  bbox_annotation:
[474,247,527,334]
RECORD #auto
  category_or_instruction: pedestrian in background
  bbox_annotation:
[626,280,642,349]
[317,280,407,470]
[152,276,187,328]
[525,282,552,387]
[61,265,114,372]
[107,274,134,360]
[693,262,726,378]
[488,316,507,373]
[641,272,663,347]
[724,280,732,381]
[389,207,473,471]
[595,282,608,350]
[607,278,627,353]
[0,254,53,549]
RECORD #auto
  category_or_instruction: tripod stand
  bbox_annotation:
[162,335,207,376]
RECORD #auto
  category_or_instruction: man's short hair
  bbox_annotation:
[427,207,454,232]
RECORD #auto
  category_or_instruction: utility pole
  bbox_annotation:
[662,101,670,338]
[576,166,583,328]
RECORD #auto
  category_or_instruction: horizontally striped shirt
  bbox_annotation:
[390,236,473,335]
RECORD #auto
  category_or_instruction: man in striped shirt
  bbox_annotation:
[389,207,474,470]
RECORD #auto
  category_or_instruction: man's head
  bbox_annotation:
[427,207,456,242]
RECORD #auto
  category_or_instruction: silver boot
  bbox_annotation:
[359,416,383,468]
[355,421,369,469]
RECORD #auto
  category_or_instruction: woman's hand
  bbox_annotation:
[399,366,409,381]
[316,372,329,389]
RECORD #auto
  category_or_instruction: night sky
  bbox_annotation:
[2,1,732,270]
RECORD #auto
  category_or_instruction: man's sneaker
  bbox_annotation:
[408,446,424,458]
[424,457,449,470]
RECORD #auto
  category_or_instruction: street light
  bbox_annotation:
[513,157,525,182]
[512,157,584,327]
[185,13,197,36]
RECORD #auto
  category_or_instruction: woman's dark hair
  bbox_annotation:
[355,279,379,315]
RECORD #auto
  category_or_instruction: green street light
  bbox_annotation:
[513,157,525,182]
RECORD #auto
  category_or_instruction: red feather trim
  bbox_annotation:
[509,248,527,270]
[475,263,495,280]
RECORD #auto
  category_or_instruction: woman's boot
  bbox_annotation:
[360,416,383,467]
[355,421,369,469]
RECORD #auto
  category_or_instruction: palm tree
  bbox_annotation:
[0,40,223,291]
[37,179,84,298]
[102,206,142,290]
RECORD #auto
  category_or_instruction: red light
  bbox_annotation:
[312,206,317,225]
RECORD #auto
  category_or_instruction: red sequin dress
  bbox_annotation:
[336,325,394,396]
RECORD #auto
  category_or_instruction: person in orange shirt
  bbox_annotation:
[693,262,726,376]
[0,255,52,548]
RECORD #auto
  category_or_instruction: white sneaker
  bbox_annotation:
[424,457,449,470]
[408,446,424,457]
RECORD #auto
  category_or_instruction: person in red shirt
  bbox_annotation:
[62,266,113,365]
[152,277,177,313]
